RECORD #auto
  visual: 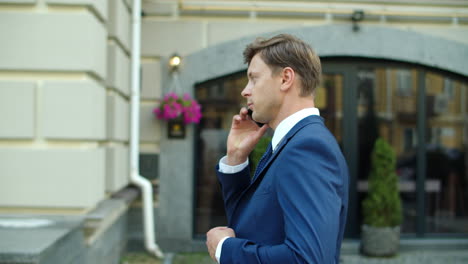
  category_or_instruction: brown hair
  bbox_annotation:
[243,34,321,97]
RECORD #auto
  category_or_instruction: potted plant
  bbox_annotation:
[153,92,202,138]
[361,137,402,257]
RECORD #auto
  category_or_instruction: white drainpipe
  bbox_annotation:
[130,0,164,258]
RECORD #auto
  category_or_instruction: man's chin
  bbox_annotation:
[252,114,267,126]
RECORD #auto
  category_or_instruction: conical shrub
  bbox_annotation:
[362,138,402,227]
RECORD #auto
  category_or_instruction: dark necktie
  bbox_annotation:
[253,143,273,180]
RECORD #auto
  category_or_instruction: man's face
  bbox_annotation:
[242,54,283,125]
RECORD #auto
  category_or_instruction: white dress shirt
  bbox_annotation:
[215,107,320,263]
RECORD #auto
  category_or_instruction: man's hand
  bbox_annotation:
[206,226,236,262]
[226,107,269,165]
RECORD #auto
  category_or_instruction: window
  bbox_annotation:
[397,69,412,97]
[425,72,467,233]
[193,72,246,236]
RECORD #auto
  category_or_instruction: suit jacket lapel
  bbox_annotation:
[250,115,323,185]
[228,116,323,222]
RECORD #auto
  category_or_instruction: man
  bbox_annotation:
[206,34,349,264]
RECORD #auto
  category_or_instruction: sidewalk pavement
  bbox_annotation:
[121,248,468,264]
[341,249,468,263]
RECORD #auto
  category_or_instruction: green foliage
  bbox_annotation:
[362,138,402,227]
[249,136,272,176]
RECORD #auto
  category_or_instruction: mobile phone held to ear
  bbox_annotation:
[247,108,264,127]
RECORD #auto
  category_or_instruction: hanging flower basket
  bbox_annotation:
[153,92,202,124]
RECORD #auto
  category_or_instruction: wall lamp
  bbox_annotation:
[169,54,182,72]
[351,10,365,32]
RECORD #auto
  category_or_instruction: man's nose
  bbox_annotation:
[241,85,251,98]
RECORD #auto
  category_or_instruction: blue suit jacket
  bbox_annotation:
[216,115,349,264]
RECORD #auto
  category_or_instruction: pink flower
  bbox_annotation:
[164,92,179,102]
[153,92,203,124]
[183,93,192,101]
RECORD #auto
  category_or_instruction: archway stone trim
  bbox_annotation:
[181,24,467,90]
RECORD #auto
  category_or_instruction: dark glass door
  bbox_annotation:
[323,62,422,237]
[325,60,468,237]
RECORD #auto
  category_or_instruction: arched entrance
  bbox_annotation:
[158,24,468,249]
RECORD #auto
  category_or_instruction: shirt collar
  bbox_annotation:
[271,108,320,152]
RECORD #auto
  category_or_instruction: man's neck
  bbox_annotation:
[270,108,320,151]
[269,97,315,130]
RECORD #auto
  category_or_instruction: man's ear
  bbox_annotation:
[280,67,295,92]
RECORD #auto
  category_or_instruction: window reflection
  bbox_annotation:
[356,67,419,233]
[425,72,467,233]
[194,72,246,235]
[355,67,468,234]
[317,74,343,144]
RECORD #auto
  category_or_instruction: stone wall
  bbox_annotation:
[0,0,138,209]
[0,187,136,264]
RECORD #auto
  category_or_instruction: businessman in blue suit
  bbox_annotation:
[206,34,349,264]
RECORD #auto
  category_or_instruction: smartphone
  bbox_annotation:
[247,108,264,127]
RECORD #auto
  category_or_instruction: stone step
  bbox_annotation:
[0,187,139,264]
[0,215,85,264]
